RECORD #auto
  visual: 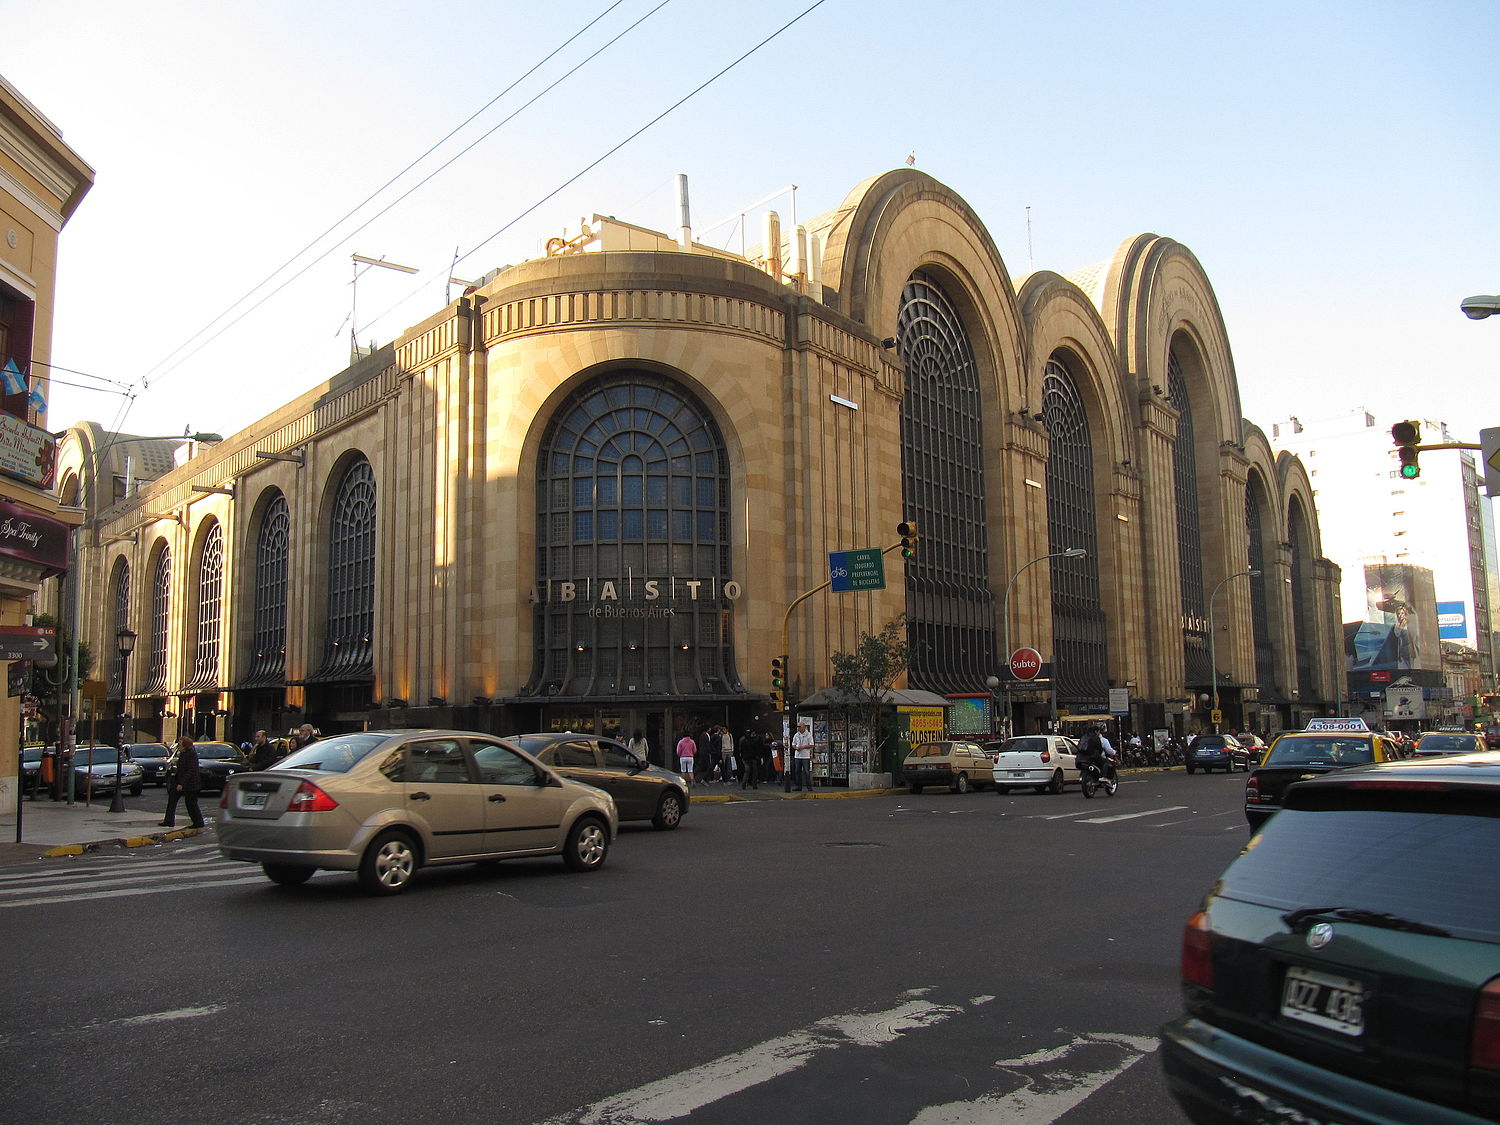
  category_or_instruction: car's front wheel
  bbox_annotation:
[653,791,685,830]
[358,829,419,895]
[262,863,314,886]
[563,817,610,871]
[129,782,143,796]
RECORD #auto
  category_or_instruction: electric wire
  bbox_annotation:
[132,0,635,393]
[132,0,671,426]
[359,0,832,339]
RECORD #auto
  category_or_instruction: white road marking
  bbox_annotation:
[909,1031,1159,1123]
[1080,806,1188,824]
[0,873,275,907]
[542,989,988,1124]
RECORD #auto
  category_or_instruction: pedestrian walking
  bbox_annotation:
[718,725,736,784]
[675,729,697,786]
[697,726,720,784]
[739,729,761,789]
[160,734,207,829]
[250,728,277,770]
[790,719,814,791]
[626,728,651,766]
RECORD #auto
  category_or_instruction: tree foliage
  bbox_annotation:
[828,616,910,770]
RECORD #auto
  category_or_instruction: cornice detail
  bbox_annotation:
[481,289,785,348]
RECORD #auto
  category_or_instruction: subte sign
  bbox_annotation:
[1008,647,1043,682]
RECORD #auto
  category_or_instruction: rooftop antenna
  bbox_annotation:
[350,254,419,362]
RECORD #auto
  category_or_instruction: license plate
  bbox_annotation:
[1010,771,1029,778]
[241,792,269,809]
[1280,965,1365,1036]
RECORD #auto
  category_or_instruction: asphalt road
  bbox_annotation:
[2,768,1254,1125]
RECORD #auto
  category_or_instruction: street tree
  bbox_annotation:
[828,616,911,774]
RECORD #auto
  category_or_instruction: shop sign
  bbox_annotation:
[530,575,742,616]
[897,706,945,745]
[0,499,70,577]
[0,412,57,488]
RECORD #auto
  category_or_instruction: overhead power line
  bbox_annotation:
[129,0,644,402]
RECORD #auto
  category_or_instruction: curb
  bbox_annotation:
[691,787,904,803]
[41,825,207,858]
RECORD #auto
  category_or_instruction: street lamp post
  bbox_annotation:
[109,627,136,813]
[999,547,1087,739]
[1207,568,1260,734]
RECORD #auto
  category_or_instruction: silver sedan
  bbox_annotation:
[216,729,618,895]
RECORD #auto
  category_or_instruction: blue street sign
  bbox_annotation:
[829,548,886,592]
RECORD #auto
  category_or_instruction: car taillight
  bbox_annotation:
[1040,749,1052,763]
[287,781,339,812]
[219,790,228,809]
[1181,909,1214,990]
[1472,979,1500,1070]
[1244,777,1261,804]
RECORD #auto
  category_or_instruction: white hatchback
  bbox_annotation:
[987,735,1081,795]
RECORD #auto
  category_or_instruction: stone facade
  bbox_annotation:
[51,169,1343,757]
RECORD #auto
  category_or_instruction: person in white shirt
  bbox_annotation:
[790,720,814,791]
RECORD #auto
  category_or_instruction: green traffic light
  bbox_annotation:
[1400,462,1421,479]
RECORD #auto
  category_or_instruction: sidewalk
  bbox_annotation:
[0,798,208,864]
[0,781,898,865]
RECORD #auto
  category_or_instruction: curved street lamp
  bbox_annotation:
[998,547,1087,738]
[1208,568,1261,734]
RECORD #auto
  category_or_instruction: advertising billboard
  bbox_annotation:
[1437,600,1468,640]
[1345,564,1439,673]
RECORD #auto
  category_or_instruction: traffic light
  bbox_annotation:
[770,656,786,711]
[1391,420,1421,479]
[897,520,919,558]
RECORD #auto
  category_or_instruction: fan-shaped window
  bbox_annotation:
[1167,346,1209,686]
[314,460,375,681]
[530,371,737,699]
[1288,504,1315,701]
[896,271,995,690]
[111,563,130,699]
[1246,485,1275,695]
[147,547,171,693]
[186,524,223,690]
[243,494,289,687]
[1042,357,1107,706]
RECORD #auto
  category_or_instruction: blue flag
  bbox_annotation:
[0,358,24,396]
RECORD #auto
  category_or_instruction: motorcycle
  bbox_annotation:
[1080,756,1117,798]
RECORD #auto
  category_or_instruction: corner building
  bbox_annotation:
[56,170,1343,764]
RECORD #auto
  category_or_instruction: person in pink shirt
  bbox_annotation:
[675,730,697,786]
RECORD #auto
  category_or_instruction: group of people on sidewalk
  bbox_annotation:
[669,724,791,789]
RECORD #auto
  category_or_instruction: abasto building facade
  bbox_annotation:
[55,170,1342,767]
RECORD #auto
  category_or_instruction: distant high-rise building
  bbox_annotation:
[1271,409,1498,721]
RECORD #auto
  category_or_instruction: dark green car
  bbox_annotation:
[1162,752,1500,1123]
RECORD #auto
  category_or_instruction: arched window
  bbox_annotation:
[1245,484,1275,695]
[896,271,995,690]
[187,523,223,690]
[111,562,130,700]
[1288,503,1315,701]
[245,493,289,686]
[1167,346,1209,686]
[531,371,736,698]
[318,459,375,679]
[147,547,171,693]
[1042,356,1108,706]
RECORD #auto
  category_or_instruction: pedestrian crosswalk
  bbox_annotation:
[0,841,322,909]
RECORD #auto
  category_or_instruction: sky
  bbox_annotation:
[5,0,1499,452]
